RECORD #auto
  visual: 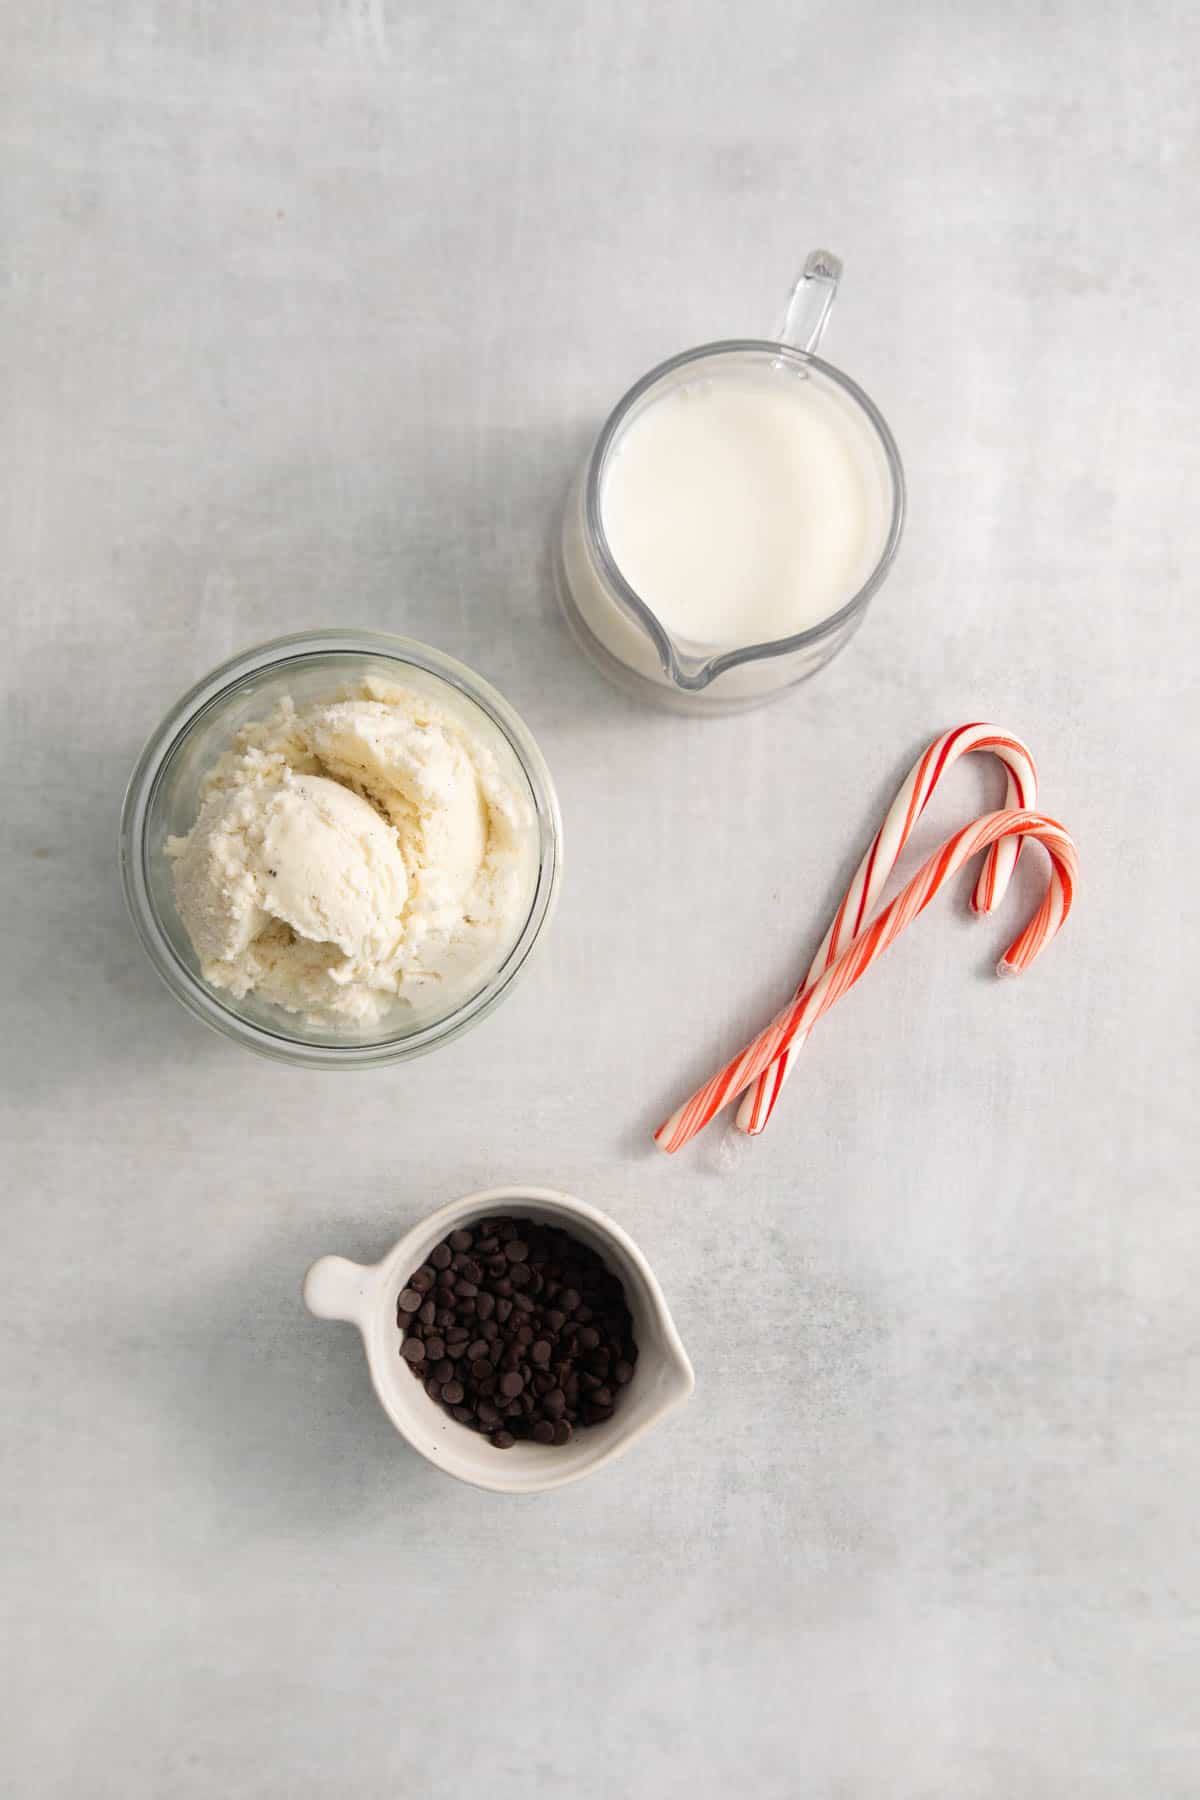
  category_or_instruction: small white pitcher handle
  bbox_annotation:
[303,1255,378,1326]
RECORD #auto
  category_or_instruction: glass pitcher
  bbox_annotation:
[556,252,905,714]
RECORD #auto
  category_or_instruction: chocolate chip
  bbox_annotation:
[398,1216,636,1450]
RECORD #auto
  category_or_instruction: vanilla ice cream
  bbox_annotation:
[167,678,538,1028]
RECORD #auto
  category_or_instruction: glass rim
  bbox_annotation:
[583,340,906,693]
[119,630,563,1069]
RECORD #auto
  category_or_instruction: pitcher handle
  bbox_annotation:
[776,249,842,354]
[303,1254,378,1327]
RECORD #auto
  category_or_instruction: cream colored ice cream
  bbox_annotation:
[167,678,536,1028]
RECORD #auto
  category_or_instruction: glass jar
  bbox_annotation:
[120,631,562,1068]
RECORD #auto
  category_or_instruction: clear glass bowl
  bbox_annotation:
[120,631,562,1069]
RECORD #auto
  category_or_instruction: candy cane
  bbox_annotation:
[736,724,1038,1137]
[656,810,1077,1155]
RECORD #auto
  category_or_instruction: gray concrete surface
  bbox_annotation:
[2,3,1197,1795]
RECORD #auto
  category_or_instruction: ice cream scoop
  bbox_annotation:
[255,773,407,960]
[305,699,490,926]
[165,680,535,1028]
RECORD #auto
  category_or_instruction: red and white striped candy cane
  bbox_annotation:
[736,723,1038,1137]
[655,809,1077,1156]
